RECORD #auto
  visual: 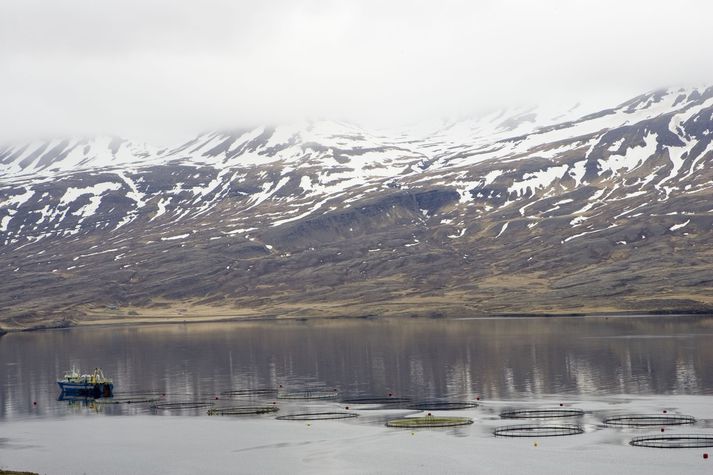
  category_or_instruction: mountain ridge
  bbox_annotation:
[2,86,713,329]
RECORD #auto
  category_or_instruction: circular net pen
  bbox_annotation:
[277,390,339,400]
[220,389,279,398]
[341,397,411,405]
[94,395,162,405]
[630,434,713,448]
[500,409,584,419]
[408,401,478,411]
[494,424,584,437]
[208,406,279,416]
[276,412,358,421]
[386,416,473,429]
[603,414,696,427]
[112,390,165,397]
[151,401,215,411]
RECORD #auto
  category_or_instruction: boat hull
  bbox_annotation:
[58,381,113,398]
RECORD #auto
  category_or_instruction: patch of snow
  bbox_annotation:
[482,169,503,186]
[599,133,658,176]
[509,165,568,197]
[161,233,190,241]
[115,172,146,207]
[448,228,467,239]
[670,220,690,231]
[568,160,587,185]
[563,224,618,243]
[495,222,509,238]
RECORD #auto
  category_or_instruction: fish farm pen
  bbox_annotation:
[493,424,585,437]
[48,378,713,454]
[340,397,411,405]
[407,401,478,410]
[629,434,713,448]
[277,390,339,400]
[207,406,279,416]
[385,416,473,428]
[276,412,359,421]
[499,409,584,419]
[603,414,696,427]
[94,395,161,405]
[220,389,279,398]
[150,401,215,411]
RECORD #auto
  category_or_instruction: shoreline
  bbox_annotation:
[2,308,713,334]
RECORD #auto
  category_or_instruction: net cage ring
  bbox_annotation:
[112,390,165,397]
[407,401,478,411]
[94,395,162,405]
[340,397,411,405]
[386,416,474,428]
[207,406,279,416]
[494,424,584,437]
[499,409,585,419]
[151,401,215,410]
[277,390,339,400]
[276,412,359,421]
[630,434,713,448]
[603,414,696,427]
[220,389,279,397]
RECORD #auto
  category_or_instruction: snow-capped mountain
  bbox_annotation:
[0,136,161,180]
[2,86,713,329]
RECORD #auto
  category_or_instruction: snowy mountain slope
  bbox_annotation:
[2,86,713,328]
[0,136,161,182]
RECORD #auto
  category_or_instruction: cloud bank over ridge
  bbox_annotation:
[2,0,712,144]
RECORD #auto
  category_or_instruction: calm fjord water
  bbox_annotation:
[1,316,712,419]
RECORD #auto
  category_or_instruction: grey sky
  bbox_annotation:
[2,0,712,144]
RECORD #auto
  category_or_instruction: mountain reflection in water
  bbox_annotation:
[1,315,712,419]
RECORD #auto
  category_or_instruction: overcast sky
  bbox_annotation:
[2,0,712,144]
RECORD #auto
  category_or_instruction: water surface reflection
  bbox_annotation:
[1,316,712,419]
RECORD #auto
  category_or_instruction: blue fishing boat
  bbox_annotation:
[57,367,113,398]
